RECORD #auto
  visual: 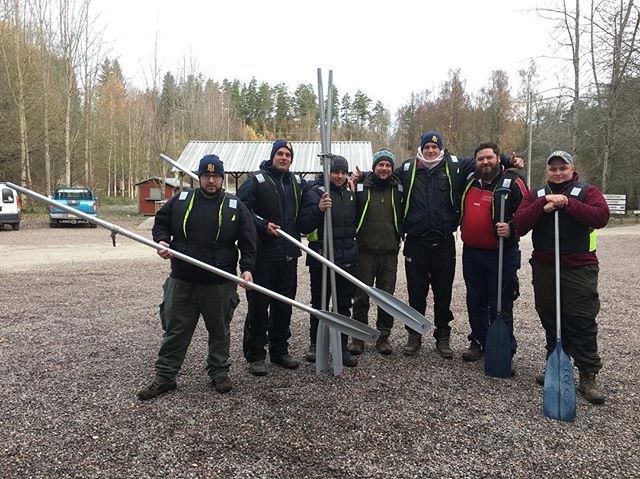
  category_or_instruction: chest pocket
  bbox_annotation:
[437,175,449,192]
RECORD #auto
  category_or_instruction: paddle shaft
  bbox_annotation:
[497,194,506,314]
[554,210,561,342]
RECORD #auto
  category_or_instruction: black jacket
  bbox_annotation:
[153,188,257,284]
[237,160,305,261]
[298,179,358,267]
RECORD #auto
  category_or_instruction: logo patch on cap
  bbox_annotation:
[432,136,438,143]
[207,163,214,172]
[286,142,292,150]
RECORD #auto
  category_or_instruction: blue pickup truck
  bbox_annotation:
[49,186,98,228]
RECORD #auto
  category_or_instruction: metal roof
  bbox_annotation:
[173,141,373,175]
[134,177,180,187]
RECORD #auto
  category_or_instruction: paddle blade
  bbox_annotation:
[543,343,577,422]
[313,310,380,343]
[484,314,512,378]
[367,287,431,334]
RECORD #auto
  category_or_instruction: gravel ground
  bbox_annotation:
[1,216,639,478]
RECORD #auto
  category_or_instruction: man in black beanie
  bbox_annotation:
[298,155,359,367]
[138,154,256,399]
[349,149,404,356]
[238,140,307,376]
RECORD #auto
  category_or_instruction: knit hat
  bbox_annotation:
[420,131,444,151]
[270,140,294,162]
[546,150,573,165]
[330,155,349,172]
[197,154,224,177]
[372,149,396,169]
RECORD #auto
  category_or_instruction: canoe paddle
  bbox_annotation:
[484,190,513,378]
[543,209,577,421]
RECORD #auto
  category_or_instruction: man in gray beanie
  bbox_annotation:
[349,149,404,355]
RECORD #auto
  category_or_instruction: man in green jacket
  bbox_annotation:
[349,149,404,355]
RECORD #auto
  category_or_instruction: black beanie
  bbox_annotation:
[270,140,294,162]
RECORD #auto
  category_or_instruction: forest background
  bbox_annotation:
[1,0,639,207]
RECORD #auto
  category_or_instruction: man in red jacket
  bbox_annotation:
[514,150,609,404]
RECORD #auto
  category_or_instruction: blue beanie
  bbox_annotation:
[372,149,396,169]
[197,154,224,177]
[420,131,444,151]
[270,140,294,162]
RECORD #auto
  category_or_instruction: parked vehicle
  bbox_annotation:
[49,186,98,228]
[0,182,21,231]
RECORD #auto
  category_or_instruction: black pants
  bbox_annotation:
[308,259,355,348]
[403,234,456,340]
[531,258,602,373]
[462,245,520,354]
[352,250,398,336]
[243,259,298,362]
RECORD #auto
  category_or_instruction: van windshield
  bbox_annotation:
[2,188,15,203]
[56,190,93,200]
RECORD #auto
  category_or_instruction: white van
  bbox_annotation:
[0,183,21,231]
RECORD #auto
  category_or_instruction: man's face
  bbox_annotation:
[546,158,574,184]
[199,173,223,194]
[421,142,441,161]
[329,169,348,188]
[272,147,292,172]
[475,148,500,180]
[374,160,393,180]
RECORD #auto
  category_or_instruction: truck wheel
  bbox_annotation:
[49,220,58,228]
[12,223,20,231]
[89,222,97,228]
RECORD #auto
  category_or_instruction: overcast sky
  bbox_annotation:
[93,0,565,114]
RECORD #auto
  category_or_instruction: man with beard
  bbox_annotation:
[459,142,527,365]
[514,151,609,404]
[238,140,305,376]
[138,154,256,399]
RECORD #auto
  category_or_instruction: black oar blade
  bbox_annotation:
[367,287,430,334]
[484,313,512,378]
[313,310,380,343]
[543,342,576,421]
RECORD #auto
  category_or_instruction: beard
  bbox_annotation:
[479,165,500,182]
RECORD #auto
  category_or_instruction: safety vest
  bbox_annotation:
[532,182,597,253]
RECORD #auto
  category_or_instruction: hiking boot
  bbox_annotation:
[375,336,393,355]
[348,339,365,356]
[435,338,453,359]
[535,373,545,386]
[402,333,422,356]
[462,341,483,362]
[248,360,268,376]
[211,376,232,394]
[578,371,606,405]
[137,380,177,400]
[271,354,299,370]
[342,350,358,367]
[305,344,316,363]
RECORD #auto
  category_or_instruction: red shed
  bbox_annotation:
[135,177,186,215]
